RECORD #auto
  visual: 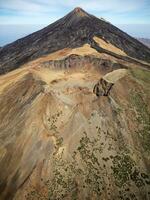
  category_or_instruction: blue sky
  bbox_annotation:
[0,0,150,24]
[0,0,150,45]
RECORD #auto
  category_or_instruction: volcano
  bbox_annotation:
[0,7,150,74]
[0,7,150,200]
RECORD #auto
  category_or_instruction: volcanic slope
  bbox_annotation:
[0,7,150,74]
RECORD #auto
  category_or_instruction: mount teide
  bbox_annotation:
[0,7,150,74]
[0,7,150,200]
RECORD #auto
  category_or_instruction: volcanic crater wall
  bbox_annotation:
[41,55,125,72]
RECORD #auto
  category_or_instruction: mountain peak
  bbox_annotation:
[72,7,89,17]
[74,7,83,12]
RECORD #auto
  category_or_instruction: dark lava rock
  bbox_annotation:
[93,78,114,97]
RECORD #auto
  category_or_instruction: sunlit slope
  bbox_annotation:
[0,65,149,200]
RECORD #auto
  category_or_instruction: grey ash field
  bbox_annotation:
[0,7,150,200]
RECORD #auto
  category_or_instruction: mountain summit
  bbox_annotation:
[0,7,150,74]
[55,7,92,27]
[72,7,89,16]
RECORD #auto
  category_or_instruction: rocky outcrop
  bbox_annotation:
[93,78,114,97]
[93,69,127,97]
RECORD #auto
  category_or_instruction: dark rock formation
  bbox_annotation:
[93,78,114,97]
[0,7,150,74]
[93,68,128,97]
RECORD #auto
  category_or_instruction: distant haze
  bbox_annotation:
[116,24,150,39]
[0,24,150,46]
[0,24,45,46]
